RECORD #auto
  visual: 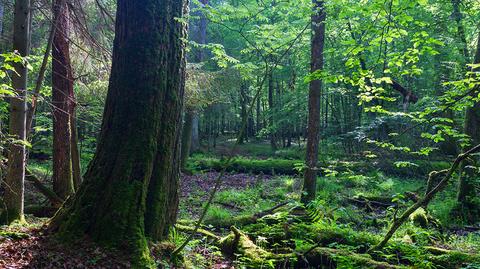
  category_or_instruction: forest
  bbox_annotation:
[0,0,480,268]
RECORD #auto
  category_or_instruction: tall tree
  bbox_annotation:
[0,1,4,38]
[50,0,188,265]
[268,70,277,150]
[451,0,469,64]
[1,0,31,224]
[301,0,326,204]
[190,0,208,153]
[52,0,75,200]
[180,0,209,169]
[457,32,480,221]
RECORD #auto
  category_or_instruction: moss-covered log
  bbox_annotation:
[301,247,404,268]
[49,0,188,267]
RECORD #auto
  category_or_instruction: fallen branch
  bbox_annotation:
[369,144,480,252]
[205,201,291,227]
[174,224,220,241]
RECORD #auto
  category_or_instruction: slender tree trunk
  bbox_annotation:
[457,32,480,220]
[180,111,194,170]
[52,0,74,200]
[1,0,31,224]
[0,1,4,39]
[268,70,277,150]
[50,0,188,265]
[256,87,261,134]
[238,82,248,144]
[191,114,200,151]
[451,0,470,65]
[188,0,208,153]
[301,0,326,204]
[71,111,82,190]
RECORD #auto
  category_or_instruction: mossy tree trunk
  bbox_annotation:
[457,32,480,220]
[2,0,31,224]
[52,0,75,200]
[50,0,188,266]
[301,0,326,204]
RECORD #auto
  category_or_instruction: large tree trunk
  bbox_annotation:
[52,0,74,200]
[50,0,188,266]
[1,0,31,224]
[301,0,326,204]
[457,32,480,220]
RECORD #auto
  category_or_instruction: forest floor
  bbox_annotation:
[1,140,480,268]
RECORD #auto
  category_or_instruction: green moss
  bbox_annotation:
[410,208,428,228]
[189,156,301,175]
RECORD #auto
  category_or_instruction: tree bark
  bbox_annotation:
[50,0,188,266]
[71,111,82,190]
[2,0,31,224]
[238,82,248,144]
[180,111,194,170]
[191,113,200,151]
[52,0,75,200]
[457,32,480,217]
[0,1,4,39]
[301,0,326,204]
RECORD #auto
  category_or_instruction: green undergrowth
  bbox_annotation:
[176,167,480,268]
[186,152,451,180]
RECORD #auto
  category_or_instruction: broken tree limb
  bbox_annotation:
[391,80,418,111]
[174,224,220,241]
[369,144,480,253]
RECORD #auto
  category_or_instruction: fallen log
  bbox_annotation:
[301,247,403,269]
